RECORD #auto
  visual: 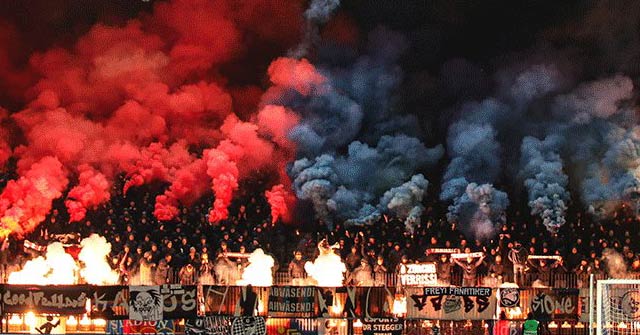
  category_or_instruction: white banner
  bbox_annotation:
[451,252,484,259]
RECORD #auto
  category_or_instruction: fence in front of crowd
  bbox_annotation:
[0,281,609,335]
[163,269,620,288]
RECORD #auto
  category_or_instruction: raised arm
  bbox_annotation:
[453,258,464,267]
[474,255,485,267]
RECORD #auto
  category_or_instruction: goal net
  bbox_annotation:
[597,279,640,335]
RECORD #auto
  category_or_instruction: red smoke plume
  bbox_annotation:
[204,147,239,223]
[0,0,305,237]
[265,184,294,223]
[0,156,68,238]
[266,57,327,96]
[65,165,111,222]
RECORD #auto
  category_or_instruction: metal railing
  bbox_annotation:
[161,270,632,288]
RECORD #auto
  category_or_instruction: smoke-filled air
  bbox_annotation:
[1,0,640,243]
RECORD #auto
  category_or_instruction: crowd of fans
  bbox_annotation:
[2,175,640,288]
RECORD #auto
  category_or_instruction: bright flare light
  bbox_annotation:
[304,245,346,287]
[66,316,78,327]
[8,234,120,285]
[392,296,407,317]
[9,242,77,284]
[25,312,36,329]
[79,234,119,285]
[236,248,274,286]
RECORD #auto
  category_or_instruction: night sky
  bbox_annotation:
[1,0,640,239]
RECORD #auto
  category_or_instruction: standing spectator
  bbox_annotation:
[575,259,591,288]
[453,255,485,287]
[530,259,552,287]
[347,259,373,286]
[387,244,403,270]
[149,243,161,264]
[179,263,197,285]
[566,247,581,271]
[395,255,410,288]
[155,254,172,285]
[345,246,362,272]
[436,254,452,286]
[186,247,200,266]
[199,253,215,284]
[138,251,156,285]
[591,258,605,278]
[288,251,306,285]
[373,256,388,286]
[123,256,137,284]
[236,245,249,271]
[216,241,230,258]
[494,311,510,335]
[552,257,570,288]
[508,242,528,286]
[363,248,377,267]
[488,255,506,286]
[522,312,540,335]
[214,253,239,285]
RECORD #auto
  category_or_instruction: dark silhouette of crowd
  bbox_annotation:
[2,173,640,288]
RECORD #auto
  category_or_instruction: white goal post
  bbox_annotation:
[596,278,640,335]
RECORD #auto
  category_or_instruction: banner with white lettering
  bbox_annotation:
[2,285,89,314]
[362,317,404,335]
[107,320,175,335]
[202,286,269,316]
[231,316,266,335]
[161,284,197,320]
[129,286,163,321]
[268,286,315,317]
[185,316,233,335]
[529,288,578,321]
[336,286,396,319]
[91,285,129,319]
[399,263,437,286]
[406,287,496,320]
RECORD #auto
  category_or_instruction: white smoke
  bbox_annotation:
[78,234,120,285]
[304,247,346,287]
[602,248,628,279]
[236,248,275,287]
[9,242,77,285]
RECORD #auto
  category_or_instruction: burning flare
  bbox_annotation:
[304,239,346,287]
[236,248,275,287]
[9,242,77,285]
[78,234,119,285]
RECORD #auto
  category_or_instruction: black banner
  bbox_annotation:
[91,285,129,319]
[407,287,496,320]
[421,287,492,297]
[2,285,89,314]
[203,286,236,316]
[267,286,315,317]
[530,288,579,321]
[499,288,520,308]
[185,316,233,335]
[338,286,395,319]
[362,317,404,335]
[161,284,197,320]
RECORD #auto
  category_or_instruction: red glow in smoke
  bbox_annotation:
[65,164,111,222]
[265,184,292,224]
[0,0,306,237]
[0,156,68,238]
